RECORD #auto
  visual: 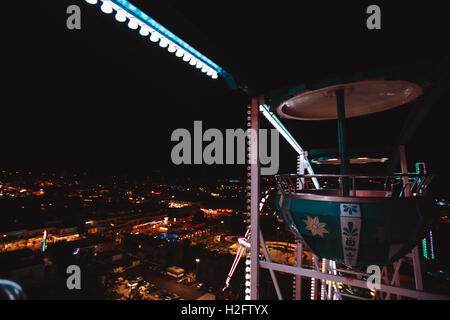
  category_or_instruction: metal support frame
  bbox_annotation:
[293,240,302,300]
[310,255,320,300]
[248,96,262,300]
[259,259,449,300]
[259,229,283,300]
[336,89,350,196]
[399,145,423,291]
[387,59,449,174]
[259,104,320,189]
[247,100,447,300]
[381,259,402,300]
[297,154,306,190]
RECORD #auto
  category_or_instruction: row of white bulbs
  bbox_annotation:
[245,102,252,300]
[85,0,219,79]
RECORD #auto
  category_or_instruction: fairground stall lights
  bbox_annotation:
[84,0,225,79]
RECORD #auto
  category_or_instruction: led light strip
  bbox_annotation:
[320,258,326,300]
[259,104,320,189]
[224,246,244,289]
[224,228,250,289]
[259,191,269,211]
[42,230,47,252]
[422,238,428,259]
[429,231,435,260]
[245,104,253,300]
[84,0,225,79]
[310,277,316,300]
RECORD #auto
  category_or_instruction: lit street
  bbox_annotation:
[122,264,206,300]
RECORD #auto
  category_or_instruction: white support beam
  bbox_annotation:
[339,293,370,300]
[259,104,320,189]
[311,255,320,300]
[399,145,424,291]
[293,240,302,300]
[411,246,424,290]
[259,229,283,300]
[385,259,403,300]
[259,260,450,300]
[249,96,261,300]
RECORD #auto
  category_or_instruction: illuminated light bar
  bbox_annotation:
[85,0,228,80]
[430,231,435,260]
[224,246,245,289]
[259,192,269,211]
[311,278,316,300]
[42,230,48,252]
[259,104,320,189]
[224,228,250,290]
[422,238,428,259]
[320,258,326,300]
[238,237,251,248]
[330,260,340,300]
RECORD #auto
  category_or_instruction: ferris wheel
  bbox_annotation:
[243,77,449,300]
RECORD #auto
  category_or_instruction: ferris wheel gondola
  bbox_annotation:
[273,80,438,268]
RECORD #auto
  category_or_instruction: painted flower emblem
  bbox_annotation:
[342,204,359,216]
[304,216,329,238]
[343,222,359,247]
[343,222,359,237]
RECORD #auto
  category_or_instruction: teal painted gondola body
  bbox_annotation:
[275,192,436,268]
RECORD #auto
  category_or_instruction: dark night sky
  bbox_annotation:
[2,1,450,195]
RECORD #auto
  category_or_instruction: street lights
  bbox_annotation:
[195,258,200,279]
